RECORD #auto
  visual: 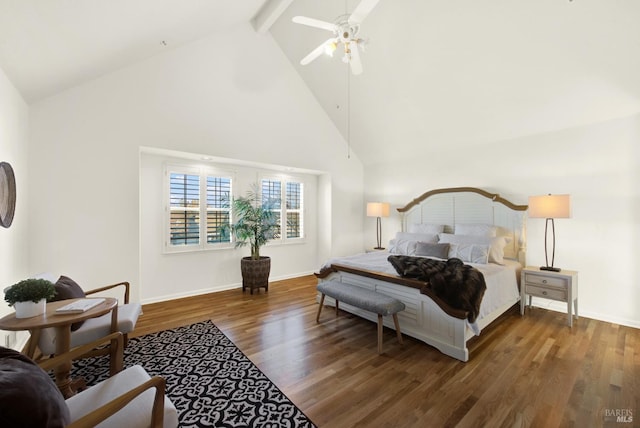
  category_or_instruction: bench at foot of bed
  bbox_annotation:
[316,280,405,354]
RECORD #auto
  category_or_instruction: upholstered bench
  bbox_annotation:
[316,280,405,354]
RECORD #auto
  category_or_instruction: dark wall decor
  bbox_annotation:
[0,162,16,228]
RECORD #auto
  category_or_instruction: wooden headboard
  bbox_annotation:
[397,187,528,264]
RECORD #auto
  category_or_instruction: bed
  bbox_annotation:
[315,187,528,362]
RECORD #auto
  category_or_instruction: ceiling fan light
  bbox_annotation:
[324,42,337,56]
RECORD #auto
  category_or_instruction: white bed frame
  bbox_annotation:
[317,187,528,361]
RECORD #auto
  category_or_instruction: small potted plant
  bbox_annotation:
[4,278,56,318]
[230,184,280,294]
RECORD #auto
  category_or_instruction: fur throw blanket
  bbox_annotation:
[387,255,486,323]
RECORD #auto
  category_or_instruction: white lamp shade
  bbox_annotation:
[528,194,571,218]
[366,202,390,217]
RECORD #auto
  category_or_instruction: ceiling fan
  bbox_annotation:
[292,0,380,75]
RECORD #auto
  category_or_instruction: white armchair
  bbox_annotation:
[0,333,178,428]
[28,274,142,359]
[38,332,179,428]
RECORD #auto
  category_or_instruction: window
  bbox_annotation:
[167,166,232,251]
[261,177,304,242]
[169,172,200,245]
[285,181,303,238]
[205,176,232,244]
[261,179,282,239]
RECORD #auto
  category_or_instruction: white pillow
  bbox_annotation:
[454,223,497,237]
[438,233,510,264]
[388,239,419,256]
[408,223,445,234]
[448,243,490,264]
[394,231,438,244]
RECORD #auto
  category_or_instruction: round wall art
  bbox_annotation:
[0,161,16,228]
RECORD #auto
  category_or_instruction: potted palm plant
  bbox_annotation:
[231,185,280,294]
[4,278,56,318]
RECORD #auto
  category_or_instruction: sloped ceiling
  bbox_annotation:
[0,0,265,103]
[1,1,639,166]
[270,0,640,164]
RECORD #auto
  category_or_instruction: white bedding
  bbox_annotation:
[322,251,521,335]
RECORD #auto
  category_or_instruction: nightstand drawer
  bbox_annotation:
[525,284,567,301]
[523,273,568,289]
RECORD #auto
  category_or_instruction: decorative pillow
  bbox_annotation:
[50,276,86,331]
[454,223,497,237]
[438,233,510,264]
[394,231,438,244]
[488,236,511,264]
[0,347,70,427]
[415,242,450,259]
[389,239,419,256]
[447,243,490,264]
[408,223,445,234]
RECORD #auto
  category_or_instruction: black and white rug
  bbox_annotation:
[70,321,316,428]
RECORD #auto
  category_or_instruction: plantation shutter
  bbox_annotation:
[206,176,231,244]
[169,173,200,246]
[286,181,303,238]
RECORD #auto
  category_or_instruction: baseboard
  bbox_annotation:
[141,283,240,305]
[140,270,317,305]
[529,298,640,329]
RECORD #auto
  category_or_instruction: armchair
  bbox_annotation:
[0,333,178,428]
[27,274,142,359]
[40,333,178,427]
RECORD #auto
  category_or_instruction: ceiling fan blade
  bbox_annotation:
[292,16,337,33]
[300,38,338,65]
[349,43,363,75]
[348,0,380,24]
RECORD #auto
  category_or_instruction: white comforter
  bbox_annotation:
[322,251,521,335]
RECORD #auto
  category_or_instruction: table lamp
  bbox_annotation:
[528,194,571,272]
[367,202,390,250]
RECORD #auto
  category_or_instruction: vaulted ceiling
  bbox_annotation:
[1,0,639,165]
[0,0,266,102]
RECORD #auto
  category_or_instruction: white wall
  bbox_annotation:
[139,151,322,303]
[28,24,364,303]
[364,114,640,328]
[0,65,30,347]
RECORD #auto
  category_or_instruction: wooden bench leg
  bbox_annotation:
[393,313,403,345]
[316,294,325,323]
[377,314,383,354]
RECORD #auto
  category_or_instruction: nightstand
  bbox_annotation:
[520,267,579,327]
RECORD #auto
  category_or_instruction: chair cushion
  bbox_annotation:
[49,275,87,331]
[38,303,142,355]
[0,346,70,427]
[65,365,179,428]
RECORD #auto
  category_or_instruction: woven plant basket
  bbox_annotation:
[240,256,270,294]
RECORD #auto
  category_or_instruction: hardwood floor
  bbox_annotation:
[134,275,639,427]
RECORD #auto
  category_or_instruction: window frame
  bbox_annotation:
[259,174,305,244]
[164,164,234,253]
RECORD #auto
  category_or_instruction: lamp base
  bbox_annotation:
[540,266,561,272]
[373,247,385,250]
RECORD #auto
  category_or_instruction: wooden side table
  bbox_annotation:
[0,297,118,397]
[520,267,578,327]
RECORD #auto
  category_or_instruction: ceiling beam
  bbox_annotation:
[252,0,293,34]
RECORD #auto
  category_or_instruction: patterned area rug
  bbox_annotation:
[70,321,316,428]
